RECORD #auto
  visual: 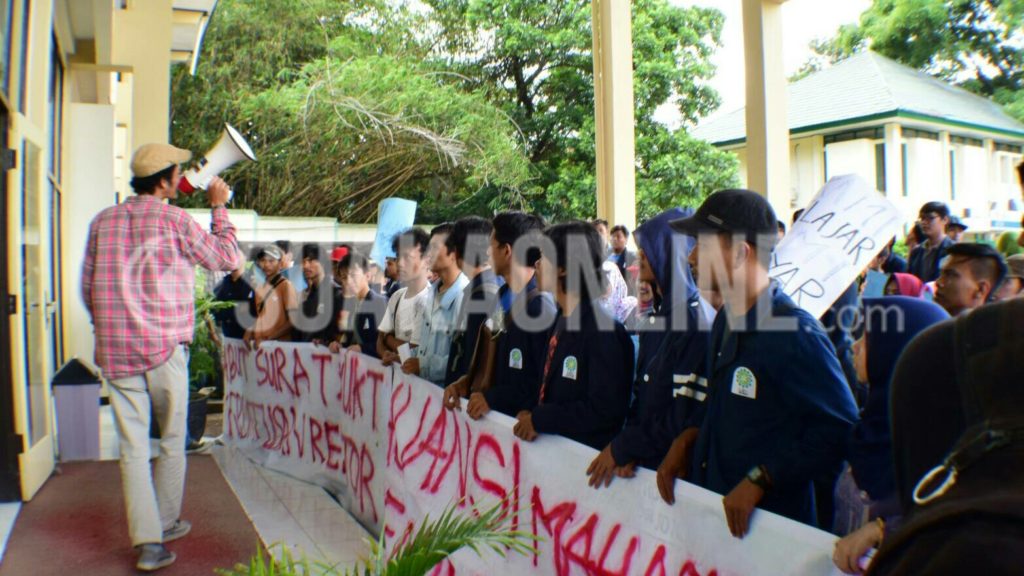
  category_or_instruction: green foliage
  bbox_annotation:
[191,269,233,390]
[423,0,736,221]
[173,0,737,224]
[173,0,531,223]
[217,500,536,576]
[892,237,909,259]
[799,0,1024,122]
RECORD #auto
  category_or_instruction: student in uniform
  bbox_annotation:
[443,212,555,419]
[512,221,635,451]
[586,208,714,487]
[656,189,858,537]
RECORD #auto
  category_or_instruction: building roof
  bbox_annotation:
[692,51,1024,145]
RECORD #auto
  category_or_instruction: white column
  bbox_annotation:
[884,124,903,201]
[742,0,791,214]
[939,131,952,205]
[591,0,637,230]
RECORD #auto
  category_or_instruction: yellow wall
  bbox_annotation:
[112,0,174,145]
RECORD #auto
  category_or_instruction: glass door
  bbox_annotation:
[0,97,23,501]
[17,135,56,500]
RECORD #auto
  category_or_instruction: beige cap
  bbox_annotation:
[1007,254,1024,280]
[130,143,192,178]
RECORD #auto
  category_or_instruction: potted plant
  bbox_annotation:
[218,499,536,576]
[152,269,234,442]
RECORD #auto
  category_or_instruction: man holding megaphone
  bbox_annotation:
[81,141,242,572]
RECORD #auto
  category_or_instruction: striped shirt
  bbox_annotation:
[81,195,240,380]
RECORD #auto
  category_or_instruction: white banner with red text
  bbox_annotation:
[223,339,843,575]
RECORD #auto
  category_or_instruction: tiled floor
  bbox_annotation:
[0,503,20,563]
[98,404,372,568]
[211,445,372,568]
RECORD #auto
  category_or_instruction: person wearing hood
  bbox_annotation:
[586,208,715,487]
[883,273,924,298]
[832,298,949,573]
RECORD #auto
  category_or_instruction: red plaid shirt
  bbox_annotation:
[81,196,240,380]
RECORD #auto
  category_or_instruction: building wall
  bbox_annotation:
[728,125,1023,231]
[789,135,824,213]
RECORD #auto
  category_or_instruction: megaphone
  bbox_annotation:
[177,123,256,200]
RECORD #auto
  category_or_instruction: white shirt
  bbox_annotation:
[380,284,430,345]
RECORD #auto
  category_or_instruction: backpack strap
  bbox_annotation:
[913,301,1024,506]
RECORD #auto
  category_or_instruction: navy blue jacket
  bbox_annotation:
[445,269,502,385]
[484,277,556,417]
[293,281,343,343]
[340,290,388,358]
[213,274,254,339]
[690,284,858,526]
[882,252,907,274]
[848,297,948,502]
[531,298,635,451]
[609,208,713,468]
[820,281,861,401]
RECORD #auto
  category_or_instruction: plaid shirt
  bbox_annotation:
[81,196,240,380]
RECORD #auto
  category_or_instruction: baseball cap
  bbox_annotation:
[257,245,283,261]
[130,143,192,178]
[669,189,779,246]
[947,215,968,231]
[331,246,350,263]
[1007,254,1024,280]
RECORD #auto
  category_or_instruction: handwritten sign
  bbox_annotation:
[370,197,418,265]
[771,175,902,318]
[222,339,389,533]
[225,340,844,575]
[385,371,843,576]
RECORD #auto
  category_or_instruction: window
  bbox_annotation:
[47,38,62,181]
[949,149,956,201]
[875,143,886,193]
[17,0,28,112]
[903,128,940,141]
[950,135,983,147]
[1,0,12,97]
[823,127,885,145]
[47,36,65,369]
[901,143,909,197]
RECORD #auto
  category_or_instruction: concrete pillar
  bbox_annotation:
[742,0,790,214]
[884,124,903,201]
[983,138,996,205]
[591,0,637,230]
[938,131,952,205]
[111,0,174,149]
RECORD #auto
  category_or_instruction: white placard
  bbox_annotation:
[771,175,903,318]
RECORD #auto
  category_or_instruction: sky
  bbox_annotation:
[662,0,872,126]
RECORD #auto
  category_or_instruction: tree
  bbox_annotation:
[172,0,531,223]
[421,0,739,222]
[799,0,1024,121]
[174,0,738,224]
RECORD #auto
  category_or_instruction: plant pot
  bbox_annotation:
[149,394,210,441]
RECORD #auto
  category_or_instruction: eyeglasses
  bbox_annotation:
[918,214,940,222]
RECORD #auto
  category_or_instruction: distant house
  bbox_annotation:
[693,51,1024,231]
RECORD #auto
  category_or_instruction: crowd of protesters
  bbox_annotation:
[98,140,1023,573]
[208,169,1024,575]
